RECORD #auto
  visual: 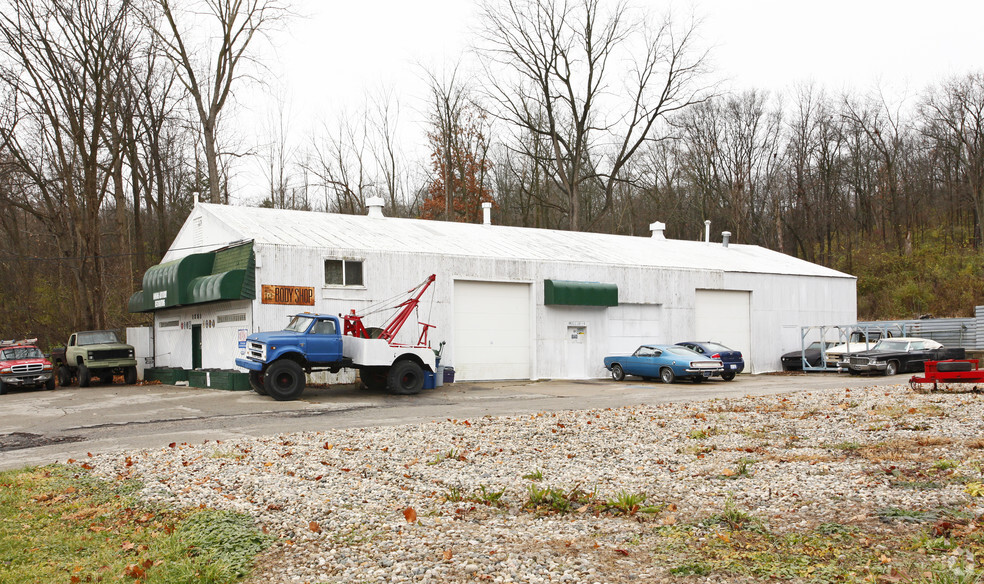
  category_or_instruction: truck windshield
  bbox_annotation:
[1,347,43,360]
[77,331,120,345]
[283,316,315,333]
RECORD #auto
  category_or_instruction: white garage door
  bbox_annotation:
[695,289,751,371]
[453,281,531,380]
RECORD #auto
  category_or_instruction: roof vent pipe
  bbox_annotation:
[366,196,385,218]
[482,202,492,225]
[649,221,666,240]
[722,231,732,248]
[704,220,711,243]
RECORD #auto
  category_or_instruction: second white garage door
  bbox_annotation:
[453,281,531,381]
[695,289,752,372]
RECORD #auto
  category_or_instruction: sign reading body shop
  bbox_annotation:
[261,285,315,306]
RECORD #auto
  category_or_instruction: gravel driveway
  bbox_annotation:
[76,381,984,583]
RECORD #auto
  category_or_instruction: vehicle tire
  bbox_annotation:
[361,367,388,391]
[659,367,675,384]
[610,364,625,382]
[78,364,91,387]
[249,371,267,395]
[721,372,736,381]
[44,378,55,391]
[124,366,137,386]
[387,360,425,395]
[0,380,6,395]
[57,365,72,387]
[263,360,306,401]
[885,361,899,376]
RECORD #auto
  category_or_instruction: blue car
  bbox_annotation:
[676,341,744,381]
[604,344,724,384]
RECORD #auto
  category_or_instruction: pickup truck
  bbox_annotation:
[0,340,55,394]
[235,313,436,401]
[51,330,138,387]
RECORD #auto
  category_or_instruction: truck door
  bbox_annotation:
[305,318,342,363]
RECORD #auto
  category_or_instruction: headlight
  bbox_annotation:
[43,363,52,371]
[0,367,10,374]
[128,349,134,358]
[88,352,94,360]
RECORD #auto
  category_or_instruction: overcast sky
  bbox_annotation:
[233,0,984,204]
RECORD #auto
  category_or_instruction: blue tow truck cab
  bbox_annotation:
[236,312,436,401]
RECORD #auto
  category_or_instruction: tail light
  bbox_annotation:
[711,353,720,359]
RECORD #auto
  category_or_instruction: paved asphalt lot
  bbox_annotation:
[0,372,904,471]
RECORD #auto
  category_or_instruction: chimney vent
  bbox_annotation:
[722,231,732,247]
[482,202,492,225]
[704,220,711,242]
[366,196,385,218]
[650,221,666,240]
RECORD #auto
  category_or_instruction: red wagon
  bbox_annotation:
[909,360,984,392]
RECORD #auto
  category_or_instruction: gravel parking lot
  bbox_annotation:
[73,380,984,583]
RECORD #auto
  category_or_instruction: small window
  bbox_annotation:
[312,320,336,335]
[324,259,364,286]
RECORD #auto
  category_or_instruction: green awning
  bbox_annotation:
[128,242,255,312]
[544,279,618,307]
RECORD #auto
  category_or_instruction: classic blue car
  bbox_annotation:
[604,344,724,383]
[675,341,744,381]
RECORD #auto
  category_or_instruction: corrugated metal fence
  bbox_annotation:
[861,307,984,349]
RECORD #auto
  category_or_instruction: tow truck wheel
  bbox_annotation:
[249,371,267,395]
[388,361,424,395]
[263,360,305,401]
[57,365,72,387]
[78,364,91,387]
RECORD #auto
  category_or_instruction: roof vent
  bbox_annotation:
[704,220,711,243]
[722,231,732,247]
[482,202,492,225]
[649,221,666,240]
[366,196,385,218]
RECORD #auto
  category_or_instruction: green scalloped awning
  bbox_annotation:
[544,279,618,307]
[128,242,255,312]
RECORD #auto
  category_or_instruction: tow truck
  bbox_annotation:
[236,275,439,400]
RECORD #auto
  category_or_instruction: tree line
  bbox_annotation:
[0,0,981,348]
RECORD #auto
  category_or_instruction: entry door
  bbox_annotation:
[191,324,202,369]
[565,325,587,378]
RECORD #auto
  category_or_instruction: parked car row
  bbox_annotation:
[604,341,744,384]
[1,330,138,395]
[781,336,965,376]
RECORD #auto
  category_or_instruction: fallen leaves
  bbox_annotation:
[403,507,417,523]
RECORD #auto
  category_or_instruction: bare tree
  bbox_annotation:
[0,0,132,329]
[142,0,288,203]
[477,0,710,230]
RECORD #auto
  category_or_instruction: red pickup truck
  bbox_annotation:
[0,339,55,394]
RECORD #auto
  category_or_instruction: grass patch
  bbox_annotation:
[0,465,271,584]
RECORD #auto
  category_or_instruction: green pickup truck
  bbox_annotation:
[51,330,138,387]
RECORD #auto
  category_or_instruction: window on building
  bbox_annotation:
[324,259,364,286]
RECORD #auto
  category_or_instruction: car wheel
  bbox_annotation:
[848,368,861,376]
[45,378,56,391]
[885,361,899,376]
[249,371,267,395]
[0,380,6,395]
[660,367,675,384]
[78,364,91,387]
[387,360,425,395]
[263,360,306,401]
[57,365,72,387]
[610,364,625,382]
[124,366,137,385]
[721,372,736,381]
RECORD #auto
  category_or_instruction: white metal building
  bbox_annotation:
[128,200,857,380]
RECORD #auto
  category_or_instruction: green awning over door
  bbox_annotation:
[544,279,618,307]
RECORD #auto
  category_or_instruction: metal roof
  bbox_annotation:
[191,203,853,279]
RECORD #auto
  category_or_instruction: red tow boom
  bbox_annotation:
[343,274,436,347]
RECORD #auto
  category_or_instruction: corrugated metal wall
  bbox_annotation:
[861,308,984,349]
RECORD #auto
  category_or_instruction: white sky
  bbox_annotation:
[231,0,984,203]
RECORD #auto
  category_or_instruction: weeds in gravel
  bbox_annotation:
[0,465,271,584]
[524,484,596,513]
[443,485,465,502]
[474,485,506,506]
[704,498,757,531]
[934,459,960,471]
[521,468,543,481]
[605,490,647,515]
[877,506,938,523]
